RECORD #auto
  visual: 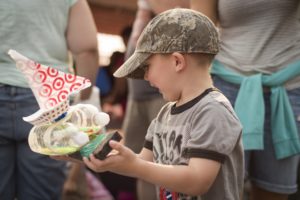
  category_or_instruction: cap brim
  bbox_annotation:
[113,52,151,79]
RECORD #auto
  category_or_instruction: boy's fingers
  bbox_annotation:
[89,154,98,162]
[84,154,113,173]
[109,140,125,153]
[89,154,109,166]
[83,156,92,165]
[83,156,98,170]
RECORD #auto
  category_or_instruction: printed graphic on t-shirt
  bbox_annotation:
[153,127,186,165]
[159,187,198,200]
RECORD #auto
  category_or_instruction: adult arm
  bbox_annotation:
[125,7,152,59]
[146,0,190,15]
[190,0,218,25]
[66,0,99,100]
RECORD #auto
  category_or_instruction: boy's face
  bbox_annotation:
[143,54,181,102]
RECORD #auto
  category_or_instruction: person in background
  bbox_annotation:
[191,1,300,200]
[0,0,99,199]
[93,26,136,200]
[123,1,189,199]
[101,26,132,130]
[62,163,114,200]
[83,8,244,200]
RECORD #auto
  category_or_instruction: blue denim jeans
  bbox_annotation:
[0,84,67,200]
[212,75,300,194]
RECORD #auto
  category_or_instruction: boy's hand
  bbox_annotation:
[83,140,140,177]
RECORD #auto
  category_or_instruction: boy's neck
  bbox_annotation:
[176,71,213,106]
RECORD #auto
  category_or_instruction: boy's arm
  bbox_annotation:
[190,0,218,25]
[138,157,221,196]
[138,147,153,161]
[84,141,221,196]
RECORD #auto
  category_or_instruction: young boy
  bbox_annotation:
[84,8,244,200]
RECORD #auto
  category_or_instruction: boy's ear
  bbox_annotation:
[172,52,186,72]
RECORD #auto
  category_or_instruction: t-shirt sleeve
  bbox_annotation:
[185,101,242,163]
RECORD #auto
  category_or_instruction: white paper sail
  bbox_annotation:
[8,49,91,125]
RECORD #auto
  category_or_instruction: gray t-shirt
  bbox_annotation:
[144,88,244,200]
[216,0,300,89]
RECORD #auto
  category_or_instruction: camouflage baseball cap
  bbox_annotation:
[114,8,219,79]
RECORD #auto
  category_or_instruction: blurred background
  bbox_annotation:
[87,0,136,66]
